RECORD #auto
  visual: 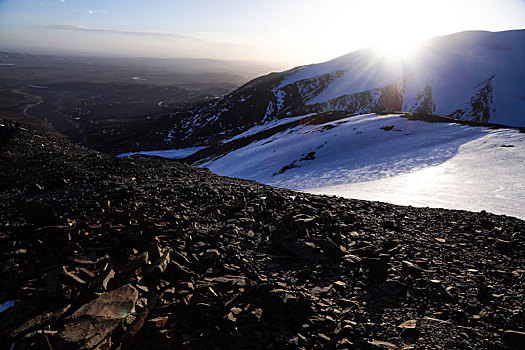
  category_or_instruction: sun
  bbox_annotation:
[372,35,424,63]
[358,0,432,64]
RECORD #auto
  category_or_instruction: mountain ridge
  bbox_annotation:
[161,29,524,150]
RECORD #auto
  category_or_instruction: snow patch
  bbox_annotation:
[0,300,15,312]
[223,113,316,144]
[117,147,206,159]
[275,89,286,111]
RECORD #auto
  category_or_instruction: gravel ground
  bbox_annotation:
[1,119,524,349]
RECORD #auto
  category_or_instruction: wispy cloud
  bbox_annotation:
[60,0,66,3]
[45,24,201,41]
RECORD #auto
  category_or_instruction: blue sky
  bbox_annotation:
[1,0,524,66]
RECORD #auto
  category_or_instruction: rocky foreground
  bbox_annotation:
[1,120,524,349]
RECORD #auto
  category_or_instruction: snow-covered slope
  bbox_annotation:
[284,30,525,126]
[196,113,525,219]
[166,29,524,147]
[306,129,525,219]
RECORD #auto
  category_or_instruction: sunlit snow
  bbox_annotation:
[305,130,525,219]
[201,113,525,219]
[276,30,525,127]
[222,113,316,144]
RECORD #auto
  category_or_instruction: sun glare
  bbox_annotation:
[373,37,423,62]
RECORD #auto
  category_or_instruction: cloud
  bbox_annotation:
[88,9,96,15]
[45,24,201,42]
[60,0,65,3]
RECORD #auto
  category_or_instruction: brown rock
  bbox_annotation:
[368,339,398,348]
[148,316,169,328]
[56,284,139,348]
[397,320,417,329]
[71,284,138,319]
[57,317,120,349]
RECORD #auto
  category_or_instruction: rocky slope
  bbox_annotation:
[1,119,525,349]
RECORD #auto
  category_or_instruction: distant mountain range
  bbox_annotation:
[164,29,525,148]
